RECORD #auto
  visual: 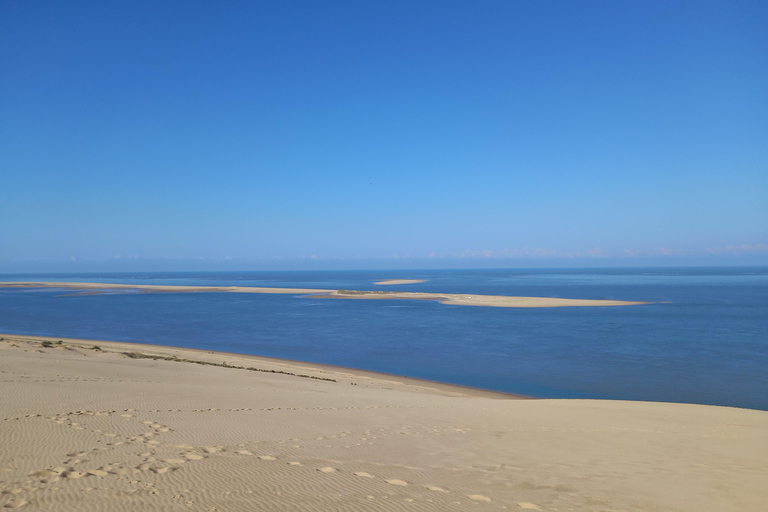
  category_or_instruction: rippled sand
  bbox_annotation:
[1,334,766,512]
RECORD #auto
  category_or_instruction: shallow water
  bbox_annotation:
[1,267,766,410]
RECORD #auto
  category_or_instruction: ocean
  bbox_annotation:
[1,267,766,410]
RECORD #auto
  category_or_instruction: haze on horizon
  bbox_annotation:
[1,1,766,273]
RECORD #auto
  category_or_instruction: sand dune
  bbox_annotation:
[1,333,766,512]
[0,282,649,308]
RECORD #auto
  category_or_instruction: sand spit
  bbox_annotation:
[329,289,647,307]
[373,279,427,285]
[0,281,330,295]
[0,282,648,308]
[1,334,767,512]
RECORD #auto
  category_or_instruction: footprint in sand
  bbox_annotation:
[235,450,252,456]
[517,503,541,510]
[317,467,336,473]
[185,454,204,461]
[287,462,302,466]
[4,499,26,508]
[202,447,220,454]
[426,486,448,492]
[151,467,170,474]
[165,459,186,464]
[29,470,57,478]
[110,468,138,475]
[86,470,108,477]
[258,456,276,461]
[353,472,374,478]
[1,490,23,496]
[385,479,408,486]
[468,494,492,502]
[62,471,85,479]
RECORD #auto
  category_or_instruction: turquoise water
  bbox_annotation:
[1,267,766,410]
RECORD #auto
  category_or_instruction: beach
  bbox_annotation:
[1,334,766,511]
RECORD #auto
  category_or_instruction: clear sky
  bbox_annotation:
[1,1,766,272]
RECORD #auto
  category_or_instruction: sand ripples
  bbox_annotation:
[1,404,520,511]
[4,336,763,511]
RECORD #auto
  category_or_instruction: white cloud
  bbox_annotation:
[706,243,768,254]
[378,243,768,261]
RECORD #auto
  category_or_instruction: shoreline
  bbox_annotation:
[0,333,528,400]
[0,281,650,308]
[1,332,766,511]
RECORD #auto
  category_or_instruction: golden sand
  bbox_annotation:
[1,333,766,511]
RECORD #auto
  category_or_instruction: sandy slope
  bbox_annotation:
[1,334,766,512]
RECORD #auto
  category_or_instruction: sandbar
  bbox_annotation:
[0,282,649,308]
[0,333,766,512]
[374,279,427,285]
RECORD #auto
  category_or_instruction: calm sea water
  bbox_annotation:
[1,268,766,410]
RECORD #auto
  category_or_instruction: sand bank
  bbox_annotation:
[1,334,766,512]
[329,289,647,307]
[0,281,330,295]
[0,282,648,308]
[373,279,427,285]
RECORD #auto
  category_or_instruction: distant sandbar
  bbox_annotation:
[374,279,427,285]
[0,282,650,309]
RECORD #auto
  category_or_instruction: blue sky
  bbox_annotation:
[1,1,766,272]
